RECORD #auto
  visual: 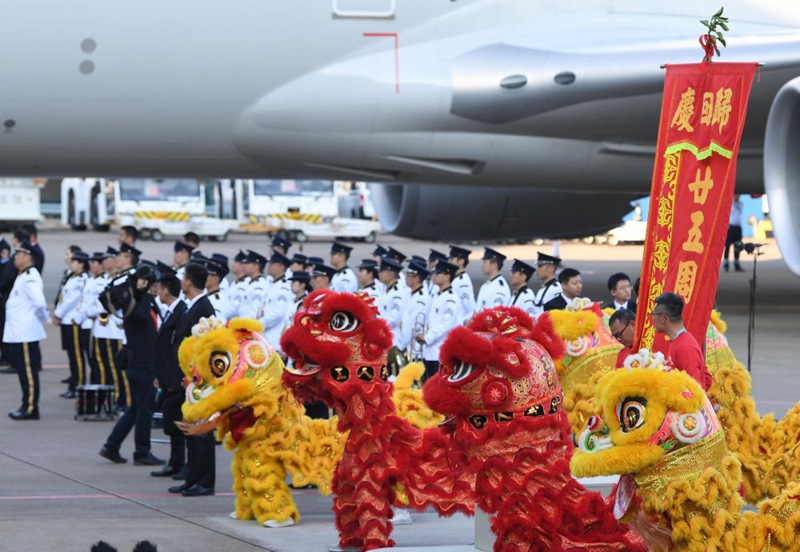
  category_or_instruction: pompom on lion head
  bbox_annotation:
[423,307,565,422]
[280,290,393,406]
[179,317,283,432]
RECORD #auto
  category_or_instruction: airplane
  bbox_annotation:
[1,0,799,275]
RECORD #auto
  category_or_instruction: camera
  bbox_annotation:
[733,241,765,255]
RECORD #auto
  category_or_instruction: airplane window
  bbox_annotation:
[118,178,201,201]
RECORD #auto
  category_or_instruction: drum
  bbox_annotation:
[75,384,116,421]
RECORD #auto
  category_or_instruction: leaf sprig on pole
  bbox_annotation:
[700,8,729,62]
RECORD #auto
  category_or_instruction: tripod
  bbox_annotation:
[742,243,765,373]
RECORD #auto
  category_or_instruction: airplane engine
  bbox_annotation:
[368,183,638,242]
[764,77,800,277]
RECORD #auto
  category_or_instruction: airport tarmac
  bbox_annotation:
[1,230,797,552]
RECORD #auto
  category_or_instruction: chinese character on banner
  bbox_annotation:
[634,62,757,356]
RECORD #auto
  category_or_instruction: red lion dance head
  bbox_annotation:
[424,307,644,552]
[281,290,393,422]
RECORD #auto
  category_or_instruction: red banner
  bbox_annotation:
[634,62,757,355]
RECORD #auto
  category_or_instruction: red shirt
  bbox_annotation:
[668,331,712,391]
[615,347,632,368]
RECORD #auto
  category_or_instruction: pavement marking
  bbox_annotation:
[0,492,236,500]
[0,450,276,551]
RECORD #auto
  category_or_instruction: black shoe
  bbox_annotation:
[9,410,39,420]
[60,390,76,399]
[99,446,127,464]
[171,466,189,480]
[0,367,16,374]
[133,453,166,466]
[723,262,730,272]
[60,377,70,383]
[169,482,189,494]
[735,265,745,273]
[151,465,181,477]
[182,484,214,497]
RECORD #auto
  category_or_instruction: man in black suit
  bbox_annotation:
[543,268,582,311]
[603,272,637,314]
[99,268,165,466]
[169,263,216,497]
[150,274,187,478]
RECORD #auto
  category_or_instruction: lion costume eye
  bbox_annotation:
[447,360,475,383]
[329,311,359,333]
[210,351,232,378]
[618,397,647,433]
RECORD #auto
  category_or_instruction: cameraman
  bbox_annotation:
[99,261,165,466]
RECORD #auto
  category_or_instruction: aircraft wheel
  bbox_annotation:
[582,236,594,245]
[151,229,165,242]
[607,235,619,246]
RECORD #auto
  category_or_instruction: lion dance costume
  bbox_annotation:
[424,306,644,552]
[571,350,800,551]
[281,290,473,552]
[177,317,345,528]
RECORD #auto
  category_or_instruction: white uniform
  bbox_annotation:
[224,276,250,320]
[378,282,409,348]
[207,289,228,321]
[78,273,106,331]
[359,282,382,302]
[399,286,430,356]
[475,274,511,314]
[508,286,538,319]
[3,267,48,343]
[239,275,268,320]
[452,272,476,325]
[260,275,293,352]
[283,293,307,333]
[87,273,126,342]
[331,266,357,293]
[422,286,461,362]
[533,278,562,317]
[174,264,187,282]
[54,272,88,325]
[219,277,230,294]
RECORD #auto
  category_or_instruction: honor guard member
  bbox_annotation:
[118,225,138,248]
[89,249,128,405]
[270,235,292,277]
[377,257,409,375]
[532,252,562,316]
[260,252,293,352]
[357,259,382,300]
[5,241,48,420]
[80,252,110,384]
[284,272,311,332]
[507,259,538,318]
[21,224,45,273]
[238,250,269,320]
[399,261,430,361]
[371,245,388,294]
[172,241,193,281]
[447,245,476,325]
[310,263,335,291]
[330,242,357,293]
[195,256,229,321]
[426,249,447,296]
[417,260,461,382]
[544,268,582,311]
[210,253,231,295]
[53,244,81,385]
[289,253,307,276]
[475,247,510,313]
[303,256,322,275]
[223,250,250,320]
[54,250,90,398]
[385,246,410,293]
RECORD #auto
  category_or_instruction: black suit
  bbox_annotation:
[154,300,187,470]
[603,299,637,314]
[0,260,17,362]
[543,294,568,311]
[104,290,159,460]
[173,295,216,490]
